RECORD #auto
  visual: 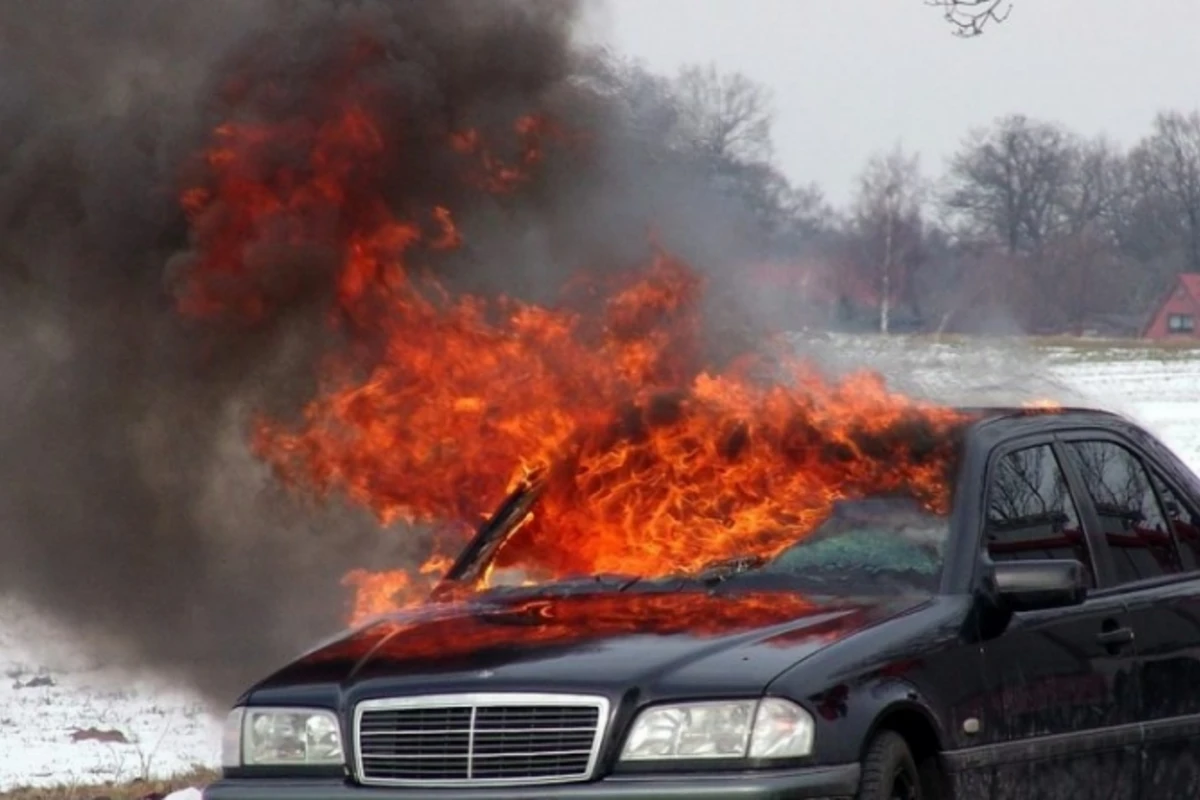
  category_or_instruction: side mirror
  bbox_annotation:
[992,559,1089,613]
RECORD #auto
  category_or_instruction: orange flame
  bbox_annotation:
[179,90,970,626]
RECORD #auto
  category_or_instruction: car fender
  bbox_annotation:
[794,674,945,764]
[762,596,974,766]
[858,687,945,756]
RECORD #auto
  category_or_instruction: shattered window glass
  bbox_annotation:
[762,497,948,591]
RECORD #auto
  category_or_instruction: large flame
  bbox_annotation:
[179,90,970,626]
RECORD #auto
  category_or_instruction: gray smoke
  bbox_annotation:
[0,0,781,706]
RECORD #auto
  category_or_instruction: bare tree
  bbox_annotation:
[943,115,1079,257]
[582,54,683,148]
[939,118,1144,333]
[779,181,839,243]
[1037,225,1133,335]
[852,143,928,332]
[927,0,1013,37]
[671,63,774,165]
[1128,110,1200,272]
[1062,137,1128,237]
[1043,138,1137,333]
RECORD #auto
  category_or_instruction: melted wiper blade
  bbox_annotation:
[471,573,647,602]
[439,471,546,588]
[695,554,768,585]
[532,574,642,592]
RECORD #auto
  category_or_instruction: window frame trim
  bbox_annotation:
[1147,465,1200,571]
[1053,427,1190,592]
[974,432,1110,590]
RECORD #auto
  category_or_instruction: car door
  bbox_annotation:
[1057,431,1200,797]
[975,437,1141,800]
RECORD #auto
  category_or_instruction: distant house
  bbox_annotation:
[1143,273,1200,340]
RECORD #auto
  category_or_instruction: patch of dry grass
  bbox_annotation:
[0,767,218,800]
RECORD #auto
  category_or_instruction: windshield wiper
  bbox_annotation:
[438,472,547,590]
[535,574,643,593]
[695,554,768,586]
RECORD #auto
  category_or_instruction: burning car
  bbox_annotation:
[164,47,1200,798]
[205,406,1200,800]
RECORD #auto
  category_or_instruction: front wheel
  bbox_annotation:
[856,730,923,800]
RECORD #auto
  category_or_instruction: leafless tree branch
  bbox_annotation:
[672,64,775,164]
[927,0,1013,37]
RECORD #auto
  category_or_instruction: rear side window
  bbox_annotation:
[985,444,1095,586]
[1150,473,1200,572]
[1063,440,1182,584]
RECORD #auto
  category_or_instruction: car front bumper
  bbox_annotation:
[203,764,860,800]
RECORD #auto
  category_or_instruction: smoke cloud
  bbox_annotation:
[0,0,787,705]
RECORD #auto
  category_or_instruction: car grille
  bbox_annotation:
[354,693,611,787]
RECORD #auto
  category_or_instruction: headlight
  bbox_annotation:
[220,706,345,767]
[620,698,814,761]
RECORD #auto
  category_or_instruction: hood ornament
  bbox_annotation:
[477,669,495,679]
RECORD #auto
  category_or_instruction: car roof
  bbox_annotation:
[953,404,1134,443]
[955,404,1121,420]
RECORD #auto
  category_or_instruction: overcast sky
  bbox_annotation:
[587,0,1200,207]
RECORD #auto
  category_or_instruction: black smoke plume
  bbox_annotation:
[0,0,778,705]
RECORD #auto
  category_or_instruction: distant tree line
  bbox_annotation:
[597,55,1194,337]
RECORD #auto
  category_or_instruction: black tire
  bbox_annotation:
[856,730,923,800]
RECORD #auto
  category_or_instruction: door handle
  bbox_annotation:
[1096,627,1135,647]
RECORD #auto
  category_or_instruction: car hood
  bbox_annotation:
[250,587,929,704]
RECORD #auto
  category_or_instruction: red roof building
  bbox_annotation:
[1143,273,1200,340]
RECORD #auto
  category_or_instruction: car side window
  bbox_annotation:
[1062,440,1182,584]
[1150,473,1200,572]
[985,443,1095,586]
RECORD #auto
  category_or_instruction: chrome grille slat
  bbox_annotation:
[466,706,477,781]
[362,750,593,759]
[361,726,594,736]
[354,692,610,787]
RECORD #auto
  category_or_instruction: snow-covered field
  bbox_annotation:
[0,600,222,789]
[3,336,1199,791]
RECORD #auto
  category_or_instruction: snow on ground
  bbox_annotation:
[2,336,1199,791]
[0,598,223,791]
[1049,355,1200,474]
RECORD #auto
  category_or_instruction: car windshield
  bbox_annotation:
[743,496,950,593]
[454,419,971,600]
[471,493,953,598]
